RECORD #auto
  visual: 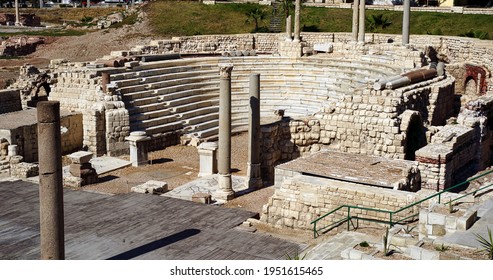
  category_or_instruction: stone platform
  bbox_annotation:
[276,151,420,190]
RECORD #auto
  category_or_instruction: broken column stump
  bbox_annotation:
[125,131,150,167]
[64,151,98,188]
[197,142,218,177]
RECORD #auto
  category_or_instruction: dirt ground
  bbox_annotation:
[81,132,274,215]
[1,10,157,89]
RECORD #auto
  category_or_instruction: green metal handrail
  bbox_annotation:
[311,168,493,238]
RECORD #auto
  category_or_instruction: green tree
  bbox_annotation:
[366,14,392,32]
[279,0,294,19]
[245,6,267,33]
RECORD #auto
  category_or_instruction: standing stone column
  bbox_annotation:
[358,0,366,43]
[14,0,20,26]
[38,101,64,260]
[215,64,234,201]
[402,0,411,45]
[248,74,262,189]
[293,0,301,42]
[102,72,111,94]
[352,0,360,42]
[286,15,292,41]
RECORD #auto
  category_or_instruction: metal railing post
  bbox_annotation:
[347,207,350,231]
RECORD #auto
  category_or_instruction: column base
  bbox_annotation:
[215,174,234,201]
[247,162,263,189]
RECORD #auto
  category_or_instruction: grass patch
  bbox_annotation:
[0,29,89,37]
[0,7,124,24]
[109,12,138,29]
[145,1,493,39]
[146,1,272,36]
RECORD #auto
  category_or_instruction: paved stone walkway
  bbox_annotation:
[0,180,304,260]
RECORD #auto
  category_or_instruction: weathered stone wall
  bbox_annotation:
[0,89,21,114]
[416,125,478,190]
[260,117,321,184]
[49,61,130,156]
[45,34,492,160]
[260,175,419,231]
[60,113,84,155]
[0,36,44,57]
[1,112,83,163]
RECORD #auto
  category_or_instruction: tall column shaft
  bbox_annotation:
[294,0,301,42]
[14,0,20,25]
[358,0,366,43]
[286,15,292,41]
[402,0,411,45]
[38,101,64,260]
[248,74,262,189]
[216,64,234,201]
[352,0,360,42]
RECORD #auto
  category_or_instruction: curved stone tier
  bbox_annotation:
[109,56,401,143]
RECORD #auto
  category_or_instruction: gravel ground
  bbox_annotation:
[82,132,269,212]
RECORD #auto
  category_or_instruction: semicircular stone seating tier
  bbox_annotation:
[109,56,401,142]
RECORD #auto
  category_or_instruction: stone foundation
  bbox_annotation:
[260,175,419,231]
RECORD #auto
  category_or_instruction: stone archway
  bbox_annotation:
[464,76,478,96]
[401,111,427,161]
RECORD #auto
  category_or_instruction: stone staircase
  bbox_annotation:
[269,1,283,33]
[110,56,400,146]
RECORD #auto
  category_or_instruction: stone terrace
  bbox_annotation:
[275,151,420,190]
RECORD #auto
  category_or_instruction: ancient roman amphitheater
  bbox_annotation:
[2,7,493,258]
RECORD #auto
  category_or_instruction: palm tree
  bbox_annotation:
[366,14,392,32]
[245,7,267,33]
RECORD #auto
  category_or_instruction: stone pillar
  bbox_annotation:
[216,64,234,201]
[125,131,150,167]
[101,72,111,94]
[286,15,292,41]
[358,0,366,44]
[37,101,64,260]
[7,144,18,158]
[67,151,98,187]
[248,74,262,189]
[14,0,20,26]
[294,0,301,42]
[198,142,218,177]
[352,0,360,42]
[402,0,411,45]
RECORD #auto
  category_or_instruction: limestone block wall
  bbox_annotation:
[134,33,493,82]
[416,125,477,191]
[457,94,493,171]
[105,106,130,156]
[141,34,279,55]
[0,89,21,114]
[260,118,321,184]
[256,74,454,183]
[260,175,419,231]
[83,104,106,156]
[2,112,83,163]
[60,113,84,155]
[49,61,130,156]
